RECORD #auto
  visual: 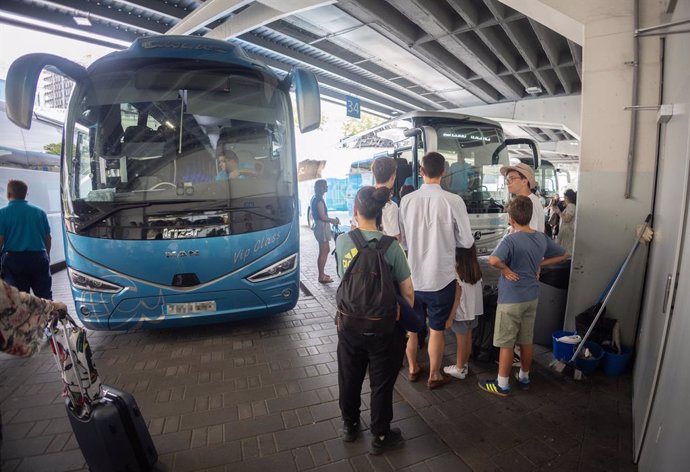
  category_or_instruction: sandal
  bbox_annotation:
[318,275,334,284]
[427,374,452,390]
[408,369,422,383]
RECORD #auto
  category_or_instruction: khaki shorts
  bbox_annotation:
[493,299,539,348]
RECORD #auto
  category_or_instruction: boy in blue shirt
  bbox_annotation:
[479,195,570,396]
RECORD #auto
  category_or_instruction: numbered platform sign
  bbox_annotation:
[346,95,360,119]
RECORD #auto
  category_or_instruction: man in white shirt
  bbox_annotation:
[500,162,544,232]
[399,152,474,389]
[372,156,400,239]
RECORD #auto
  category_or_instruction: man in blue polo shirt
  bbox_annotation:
[0,180,53,299]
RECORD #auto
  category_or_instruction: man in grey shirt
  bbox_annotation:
[399,152,474,389]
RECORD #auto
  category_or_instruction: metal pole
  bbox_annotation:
[635,18,690,35]
[625,0,640,198]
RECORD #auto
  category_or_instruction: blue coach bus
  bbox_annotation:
[5,36,320,330]
[340,112,541,253]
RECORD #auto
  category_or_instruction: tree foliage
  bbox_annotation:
[341,113,386,139]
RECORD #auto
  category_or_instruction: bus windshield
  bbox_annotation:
[432,122,509,213]
[63,60,293,239]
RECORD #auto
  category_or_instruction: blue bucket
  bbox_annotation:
[575,341,604,375]
[602,346,633,376]
[552,330,579,361]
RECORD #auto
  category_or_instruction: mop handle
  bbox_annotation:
[568,214,651,363]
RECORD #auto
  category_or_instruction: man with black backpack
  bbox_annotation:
[335,186,414,455]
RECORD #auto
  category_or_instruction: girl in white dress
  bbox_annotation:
[444,244,484,380]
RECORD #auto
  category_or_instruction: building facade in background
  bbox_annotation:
[39,70,73,109]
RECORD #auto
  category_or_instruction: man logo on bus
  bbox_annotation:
[163,228,201,239]
[165,250,200,258]
[474,231,482,241]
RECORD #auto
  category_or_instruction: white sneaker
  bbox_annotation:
[443,364,468,380]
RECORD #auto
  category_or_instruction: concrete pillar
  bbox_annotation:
[500,0,665,344]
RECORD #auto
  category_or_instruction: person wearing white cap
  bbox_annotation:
[499,162,544,232]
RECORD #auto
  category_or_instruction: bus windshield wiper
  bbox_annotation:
[194,204,283,223]
[75,199,207,233]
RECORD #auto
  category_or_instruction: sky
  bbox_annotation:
[0,23,377,180]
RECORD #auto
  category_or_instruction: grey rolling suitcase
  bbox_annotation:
[48,310,158,471]
[66,384,158,472]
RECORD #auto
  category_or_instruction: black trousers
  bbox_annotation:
[337,324,406,436]
[1,251,52,299]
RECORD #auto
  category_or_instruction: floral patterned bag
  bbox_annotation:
[46,311,101,416]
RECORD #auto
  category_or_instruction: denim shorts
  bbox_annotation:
[451,318,478,335]
[414,281,456,331]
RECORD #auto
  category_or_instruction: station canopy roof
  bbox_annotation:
[1,0,582,119]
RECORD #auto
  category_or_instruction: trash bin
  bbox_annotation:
[534,260,571,345]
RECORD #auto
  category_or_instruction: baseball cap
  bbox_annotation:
[500,162,536,189]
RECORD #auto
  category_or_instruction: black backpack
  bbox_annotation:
[336,229,398,335]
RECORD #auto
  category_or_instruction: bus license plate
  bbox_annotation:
[165,301,216,315]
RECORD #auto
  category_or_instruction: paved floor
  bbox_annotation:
[0,227,637,471]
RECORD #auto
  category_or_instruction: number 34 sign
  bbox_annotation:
[346,95,360,119]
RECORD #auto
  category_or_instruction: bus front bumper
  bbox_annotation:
[74,279,299,330]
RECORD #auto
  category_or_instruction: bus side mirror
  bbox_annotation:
[493,138,540,168]
[289,68,320,133]
[5,53,87,129]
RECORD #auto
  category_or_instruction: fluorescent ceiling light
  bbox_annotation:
[525,86,543,95]
[0,11,130,48]
[73,16,92,27]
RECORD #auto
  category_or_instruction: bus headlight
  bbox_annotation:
[68,268,123,293]
[247,253,298,282]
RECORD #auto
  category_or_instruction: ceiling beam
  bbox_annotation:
[199,0,334,39]
[529,19,571,94]
[568,39,583,81]
[387,0,522,100]
[166,0,251,36]
[237,32,438,110]
[116,0,190,22]
[28,0,166,35]
[483,0,556,96]
[0,1,141,45]
[262,22,462,106]
[240,48,412,115]
[337,0,500,103]
[0,8,132,49]
[448,0,529,92]
[266,19,478,110]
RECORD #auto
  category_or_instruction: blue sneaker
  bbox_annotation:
[514,372,530,391]
[478,379,511,397]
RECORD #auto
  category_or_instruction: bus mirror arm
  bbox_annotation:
[500,138,541,170]
[5,53,87,129]
[491,143,507,166]
[403,128,422,138]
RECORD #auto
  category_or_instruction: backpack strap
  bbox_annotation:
[348,229,368,250]
[376,235,395,254]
